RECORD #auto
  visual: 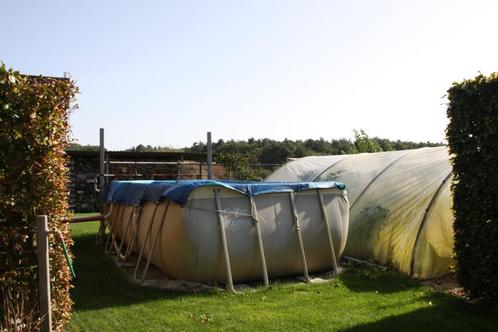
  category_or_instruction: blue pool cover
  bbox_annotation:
[103,180,346,206]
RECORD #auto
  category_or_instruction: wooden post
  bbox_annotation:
[99,128,105,189]
[37,215,52,332]
[207,132,213,179]
[98,128,106,242]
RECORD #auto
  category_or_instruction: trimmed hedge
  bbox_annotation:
[446,73,498,303]
[0,64,78,330]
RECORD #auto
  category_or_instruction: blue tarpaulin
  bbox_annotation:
[103,179,346,206]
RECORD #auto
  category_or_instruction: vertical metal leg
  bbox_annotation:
[249,197,269,287]
[98,203,112,244]
[133,204,159,280]
[214,188,237,293]
[141,202,170,282]
[289,192,311,282]
[110,204,127,254]
[317,190,338,277]
[104,204,119,253]
[106,204,124,254]
[116,206,138,263]
[123,206,142,262]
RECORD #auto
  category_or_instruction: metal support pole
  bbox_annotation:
[410,171,453,276]
[140,202,170,282]
[317,190,338,276]
[207,132,213,179]
[134,204,159,280]
[105,204,121,253]
[116,207,137,263]
[289,192,311,282]
[107,204,126,254]
[213,189,236,293]
[249,197,269,287]
[98,128,106,242]
[37,215,52,332]
[123,207,142,262]
[104,204,117,252]
[99,128,105,189]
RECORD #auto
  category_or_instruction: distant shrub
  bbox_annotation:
[0,64,78,330]
[446,73,498,303]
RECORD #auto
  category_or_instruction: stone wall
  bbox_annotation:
[67,151,223,212]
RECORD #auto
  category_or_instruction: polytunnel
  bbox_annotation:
[266,146,454,279]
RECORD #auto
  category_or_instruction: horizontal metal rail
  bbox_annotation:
[105,161,217,165]
[63,214,105,223]
[103,173,214,178]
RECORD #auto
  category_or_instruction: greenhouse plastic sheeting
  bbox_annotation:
[266,146,454,279]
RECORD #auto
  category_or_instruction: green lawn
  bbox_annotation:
[68,221,498,331]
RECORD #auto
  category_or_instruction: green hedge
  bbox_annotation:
[0,64,78,330]
[446,73,498,303]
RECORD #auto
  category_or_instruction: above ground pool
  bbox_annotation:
[103,180,349,290]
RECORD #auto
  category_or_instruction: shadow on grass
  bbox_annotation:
[71,232,207,312]
[338,264,421,294]
[71,230,417,313]
[341,298,498,332]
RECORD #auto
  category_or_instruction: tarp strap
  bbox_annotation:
[141,201,170,282]
[123,206,142,262]
[186,205,252,218]
[350,151,412,210]
[214,188,237,293]
[289,192,311,282]
[249,196,269,287]
[133,203,159,280]
[115,206,136,264]
[317,190,338,276]
[409,170,453,276]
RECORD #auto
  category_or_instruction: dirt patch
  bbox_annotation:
[421,274,467,299]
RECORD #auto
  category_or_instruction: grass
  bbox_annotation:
[68,220,498,331]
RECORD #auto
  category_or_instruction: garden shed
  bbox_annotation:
[266,146,454,279]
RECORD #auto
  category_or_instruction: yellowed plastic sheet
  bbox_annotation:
[267,147,454,279]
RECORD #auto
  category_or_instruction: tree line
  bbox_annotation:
[69,129,443,165]
[68,130,443,179]
[185,130,442,165]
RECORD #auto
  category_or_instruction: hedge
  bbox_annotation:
[0,64,78,330]
[446,73,498,303]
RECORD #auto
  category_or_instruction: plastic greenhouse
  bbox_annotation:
[266,146,454,279]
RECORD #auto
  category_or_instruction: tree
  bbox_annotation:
[352,129,383,153]
[260,144,291,164]
[217,152,261,180]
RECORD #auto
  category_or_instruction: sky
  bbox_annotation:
[2,0,497,150]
